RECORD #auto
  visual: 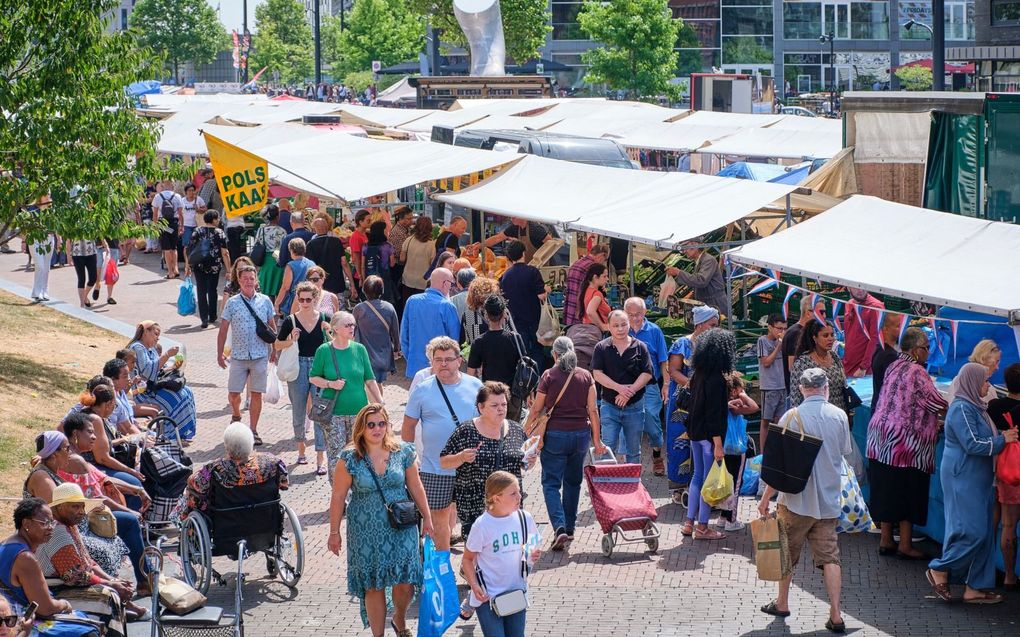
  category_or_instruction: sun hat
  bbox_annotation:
[49,483,104,511]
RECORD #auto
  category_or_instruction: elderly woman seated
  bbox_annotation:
[180,422,289,521]
[34,484,149,621]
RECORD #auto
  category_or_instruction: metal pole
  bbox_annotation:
[740,222,748,321]
[725,259,734,330]
[627,241,635,298]
[340,0,345,31]
[314,0,322,86]
[242,0,248,84]
[785,193,793,228]
[932,0,946,90]
[828,34,835,114]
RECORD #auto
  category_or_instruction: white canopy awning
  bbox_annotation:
[697,125,843,159]
[211,102,344,125]
[435,154,796,247]
[245,131,520,202]
[725,195,1020,317]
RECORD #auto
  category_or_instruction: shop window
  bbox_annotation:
[784,1,823,39]
[992,0,1020,25]
[722,6,773,35]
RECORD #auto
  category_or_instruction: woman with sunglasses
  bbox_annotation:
[276,281,331,475]
[328,404,432,637]
[310,312,384,482]
[299,265,340,315]
[0,596,32,637]
[0,498,75,622]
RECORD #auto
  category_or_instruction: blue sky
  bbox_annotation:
[208,0,265,33]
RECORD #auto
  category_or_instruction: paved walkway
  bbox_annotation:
[3,249,1020,636]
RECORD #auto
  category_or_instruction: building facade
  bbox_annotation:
[947,0,1020,91]
[104,0,136,32]
[542,0,977,92]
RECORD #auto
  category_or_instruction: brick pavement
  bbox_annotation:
[3,248,1020,636]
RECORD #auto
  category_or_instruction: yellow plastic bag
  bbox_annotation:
[701,459,734,507]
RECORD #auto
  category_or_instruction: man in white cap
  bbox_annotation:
[758,367,851,633]
[35,484,149,619]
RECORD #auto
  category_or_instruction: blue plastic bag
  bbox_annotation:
[724,413,748,455]
[741,454,762,496]
[418,536,459,637]
[177,276,196,316]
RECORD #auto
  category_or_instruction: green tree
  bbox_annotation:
[895,65,933,91]
[578,0,682,100]
[404,0,550,66]
[250,0,313,85]
[323,0,424,77]
[0,0,190,245]
[130,0,229,83]
[675,21,703,76]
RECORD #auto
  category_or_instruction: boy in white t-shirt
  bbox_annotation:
[462,471,540,637]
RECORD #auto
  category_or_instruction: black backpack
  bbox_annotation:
[363,244,388,277]
[157,192,177,224]
[188,230,217,268]
[505,314,540,399]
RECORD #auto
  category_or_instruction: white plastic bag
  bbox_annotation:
[276,344,300,382]
[265,364,283,404]
[658,275,678,308]
[536,299,562,346]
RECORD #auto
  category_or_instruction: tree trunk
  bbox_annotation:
[174,59,179,85]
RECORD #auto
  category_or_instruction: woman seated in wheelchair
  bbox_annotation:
[34,485,150,621]
[178,422,289,521]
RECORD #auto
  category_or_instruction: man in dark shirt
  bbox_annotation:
[435,215,467,257]
[305,211,353,297]
[784,296,826,391]
[467,295,525,419]
[277,211,314,269]
[988,363,1020,431]
[484,217,551,263]
[499,239,548,367]
[870,313,904,409]
[592,310,654,464]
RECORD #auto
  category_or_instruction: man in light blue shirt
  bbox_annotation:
[624,297,669,476]
[400,268,460,378]
[759,368,851,631]
[401,336,483,551]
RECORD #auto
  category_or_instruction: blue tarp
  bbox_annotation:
[715,161,809,185]
[126,81,162,97]
[768,165,811,185]
[934,307,1019,384]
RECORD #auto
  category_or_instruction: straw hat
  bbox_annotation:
[49,483,103,511]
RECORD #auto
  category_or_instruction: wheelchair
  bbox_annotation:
[178,479,304,596]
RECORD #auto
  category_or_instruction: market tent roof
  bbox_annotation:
[211,101,344,125]
[142,93,267,107]
[697,126,842,159]
[376,77,416,105]
[673,111,785,127]
[716,162,789,181]
[434,154,796,247]
[245,131,521,202]
[335,103,433,128]
[725,195,1020,317]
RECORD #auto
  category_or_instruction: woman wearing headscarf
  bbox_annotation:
[866,327,948,559]
[925,363,1018,605]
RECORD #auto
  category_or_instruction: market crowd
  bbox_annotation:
[6,181,1020,637]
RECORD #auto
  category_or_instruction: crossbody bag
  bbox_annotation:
[309,345,342,425]
[476,510,530,617]
[363,301,399,353]
[524,373,573,438]
[238,293,278,344]
[366,454,420,529]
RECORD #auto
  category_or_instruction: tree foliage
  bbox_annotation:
[578,0,682,101]
[722,37,773,65]
[675,22,703,76]
[895,65,933,91]
[130,0,229,83]
[404,0,550,66]
[250,0,314,85]
[0,0,192,244]
[323,0,424,77]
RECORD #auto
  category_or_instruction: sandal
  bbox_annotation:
[652,456,666,477]
[926,569,953,602]
[107,298,117,305]
[252,432,264,446]
[296,455,308,465]
[825,618,846,633]
[693,527,726,540]
[681,520,694,537]
[316,465,327,476]
[390,620,412,637]
[760,600,790,617]
[964,591,1004,605]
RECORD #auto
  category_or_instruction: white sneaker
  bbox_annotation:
[724,521,746,532]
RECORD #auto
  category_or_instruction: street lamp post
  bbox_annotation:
[314,0,321,87]
[242,0,248,84]
[903,17,944,90]
[819,32,835,115]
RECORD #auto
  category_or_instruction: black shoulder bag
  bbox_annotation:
[436,379,462,428]
[366,454,420,529]
[309,345,341,425]
[238,293,278,344]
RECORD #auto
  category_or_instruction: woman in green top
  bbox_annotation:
[310,311,384,482]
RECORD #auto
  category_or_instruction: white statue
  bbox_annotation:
[453,0,506,76]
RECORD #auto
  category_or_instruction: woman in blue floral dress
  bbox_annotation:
[328,404,433,637]
[128,320,198,440]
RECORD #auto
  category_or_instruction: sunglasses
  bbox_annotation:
[365,420,388,430]
[0,616,18,628]
[297,297,314,303]
[339,322,356,328]
[308,277,323,282]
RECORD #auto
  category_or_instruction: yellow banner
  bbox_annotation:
[203,132,269,218]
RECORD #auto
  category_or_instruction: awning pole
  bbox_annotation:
[725,258,734,330]
[628,241,635,298]
[785,193,793,228]
[740,221,749,321]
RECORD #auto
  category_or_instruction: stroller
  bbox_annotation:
[584,448,660,558]
[141,416,194,527]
